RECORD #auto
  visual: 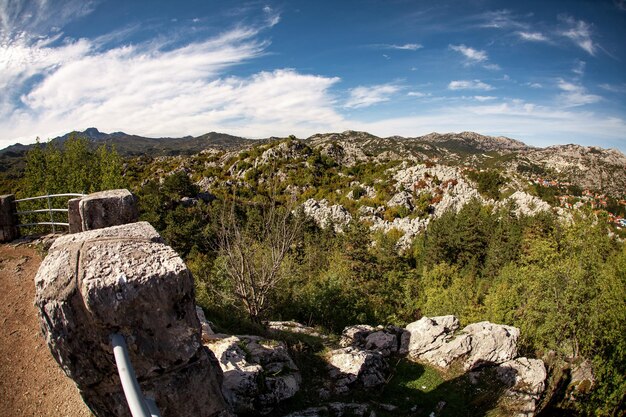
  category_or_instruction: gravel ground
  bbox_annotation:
[0,242,92,417]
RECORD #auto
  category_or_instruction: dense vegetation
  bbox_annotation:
[15,136,626,415]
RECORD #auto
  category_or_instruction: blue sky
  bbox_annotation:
[1,0,626,151]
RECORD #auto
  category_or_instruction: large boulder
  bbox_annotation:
[404,317,519,370]
[73,189,138,232]
[401,315,459,356]
[341,325,404,357]
[495,357,547,417]
[327,347,387,394]
[206,335,301,414]
[34,222,228,417]
[462,321,520,370]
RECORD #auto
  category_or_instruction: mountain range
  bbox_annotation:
[1,128,625,196]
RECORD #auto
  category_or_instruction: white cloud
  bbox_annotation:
[344,84,400,108]
[557,79,601,107]
[572,60,585,77]
[483,63,501,71]
[0,0,97,38]
[525,82,543,88]
[408,91,429,98]
[0,26,346,146]
[599,83,626,93]
[449,44,487,63]
[517,31,549,42]
[386,43,422,51]
[560,16,596,56]
[474,95,497,102]
[448,80,494,91]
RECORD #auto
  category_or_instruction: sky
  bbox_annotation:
[1,0,626,151]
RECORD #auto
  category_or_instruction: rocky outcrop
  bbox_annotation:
[206,335,301,414]
[400,315,459,356]
[34,222,228,417]
[404,317,519,370]
[327,347,387,394]
[266,321,325,338]
[302,199,352,232]
[503,191,551,216]
[340,324,404,357]
[495,357,547,417]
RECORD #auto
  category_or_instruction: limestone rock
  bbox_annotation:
[77,189,138,231]
[495,357,547,417]
[462,321,520,370]
[340,325,376,347]
[401,315,460,356]
[196,306,215,342]
[302,199,352,232]
[503,191,551,216]
[387,190,414,210]
[365,331,398,357]
[206,335,301,413]
[266,321,325,338]
[34,222,227,417]
[404,317,519,370]
[327,347,387,393]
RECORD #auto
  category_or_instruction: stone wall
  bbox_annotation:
[0,194,19,242]
[35,222,229,417]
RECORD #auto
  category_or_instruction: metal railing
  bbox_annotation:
[111,333,162,417]
[14,193,85,233]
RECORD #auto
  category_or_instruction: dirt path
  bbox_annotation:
[0,242,92,417]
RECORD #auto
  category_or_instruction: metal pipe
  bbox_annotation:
[110,333,161,417]
[17,222,70,227]
[16,209,68,215]
[14,193,85,202]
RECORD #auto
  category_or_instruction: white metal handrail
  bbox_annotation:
[110,333,162,417]
[13,193,86,234]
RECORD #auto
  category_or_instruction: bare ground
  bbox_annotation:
[0,242,92,417]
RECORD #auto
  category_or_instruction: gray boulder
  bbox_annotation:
[206,335,301,414]
[34,222,228,417]
[495,357,547,417]
[70,189,139,232]
[401,315,459,356]
[327,347,387,394]
[404,316,519,370]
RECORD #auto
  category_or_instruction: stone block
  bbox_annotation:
[79,189,138,231]
[35,222,228,417]
[67,197,83,233]
[0,194,19,242]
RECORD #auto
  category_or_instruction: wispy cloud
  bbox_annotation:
[0,0,98,38]
[557,79,601,107]
[476,10,529,30]
[407,91,430,98]
[448,80,494,91]
[525,82,543,89]
[449,44,487,63]
[262,5,281,27]
[371,43,422,51]
[599,83,626,93]
[449,44,500,70]
[474,95,497,102]
[572,59,585,77]
[344,84,400,108]
[516,31,549,42]
[560,16,597,56]
[0,23,347,145]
